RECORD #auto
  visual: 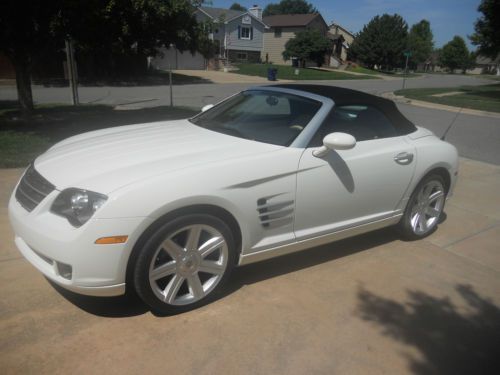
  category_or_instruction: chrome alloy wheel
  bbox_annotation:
[148,224,229,306]
[409,180,445,235]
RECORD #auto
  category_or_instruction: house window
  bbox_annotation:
[237,52,248,60]
[274,28,282,37]
[241,26,251,40]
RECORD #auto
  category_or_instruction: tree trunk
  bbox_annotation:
[13,54,34,114]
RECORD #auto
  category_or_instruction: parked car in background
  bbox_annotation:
[9,85,458,314]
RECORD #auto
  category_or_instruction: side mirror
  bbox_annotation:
[201,104,214,112]
[313,132,356,157]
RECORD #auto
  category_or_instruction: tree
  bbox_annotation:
[469,0,500,58]
[263,0,317,17]
[349,14,408,70]
[439,36,471,72]
[229,3,246,11]
[408,20,434,68]
[0,0,205,114]
[283,29,331,67]
[0,2,61,113]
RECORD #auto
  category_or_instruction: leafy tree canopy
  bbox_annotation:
[0,0,206,112]
[229,3,247,11]
[263,0,317,17]
[439,36,473,72]
[349,14,408,70]
[469,0,500,58]
[282,29,331,67]
[408,20,434,66]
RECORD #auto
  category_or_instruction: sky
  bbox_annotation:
[208,0,482,49]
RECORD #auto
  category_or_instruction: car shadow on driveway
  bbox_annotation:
[229,227,399,288]
[47,226,405,318]
[47,280,150,318]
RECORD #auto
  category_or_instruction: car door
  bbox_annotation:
[294,104,416,240]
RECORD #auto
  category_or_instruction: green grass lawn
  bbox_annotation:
[233,63,374,80]
[345,66,380,75]
[32,70,210,88]
[482,75,500,81]
[394,84,500,113]
[0,102,198,168]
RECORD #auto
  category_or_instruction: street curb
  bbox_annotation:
[382,92,500,119]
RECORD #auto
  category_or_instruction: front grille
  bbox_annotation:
[15,165,55,212]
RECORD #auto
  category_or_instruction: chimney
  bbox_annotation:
[249,5,262,19]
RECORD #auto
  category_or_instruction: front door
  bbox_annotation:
[294,103,416,240]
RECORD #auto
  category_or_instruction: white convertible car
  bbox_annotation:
[9,85,458,313]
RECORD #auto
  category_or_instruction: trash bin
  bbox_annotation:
[267,68,278,81]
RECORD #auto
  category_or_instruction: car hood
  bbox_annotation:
[35,120,281,193]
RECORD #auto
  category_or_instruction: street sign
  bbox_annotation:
[404,51,412,57]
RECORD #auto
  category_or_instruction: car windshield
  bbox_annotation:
[189,90,322,146]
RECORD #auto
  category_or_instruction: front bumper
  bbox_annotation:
[8,190,152,297]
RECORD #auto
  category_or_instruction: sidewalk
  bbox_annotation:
[383,91,500,119]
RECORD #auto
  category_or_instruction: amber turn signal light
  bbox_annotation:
[95,235,128,244]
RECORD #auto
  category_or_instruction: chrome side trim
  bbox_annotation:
[238,215,402,266]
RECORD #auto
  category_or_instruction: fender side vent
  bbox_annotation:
[257,197,294,228]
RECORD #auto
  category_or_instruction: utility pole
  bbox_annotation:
[169,43,174,107]
[65,38,79,105]
[169,63,173,107]
[402,51,411,90]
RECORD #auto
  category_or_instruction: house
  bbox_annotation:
[328,22,355,67]
[467,55,500,75]
[261,13,329,66]
[196,5,268,63]
[150,5,267,70]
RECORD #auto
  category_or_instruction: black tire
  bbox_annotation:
[398,174,447,240]
[134,213,236,315]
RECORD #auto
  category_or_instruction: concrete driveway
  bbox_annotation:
[1,158,499,374]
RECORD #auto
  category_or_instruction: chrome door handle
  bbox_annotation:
[394,152,414,165]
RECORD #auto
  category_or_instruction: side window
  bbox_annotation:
[310,105,398,146]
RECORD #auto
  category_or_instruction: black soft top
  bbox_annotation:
[273,84,417,135]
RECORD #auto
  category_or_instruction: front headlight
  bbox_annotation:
[51,188,108,227]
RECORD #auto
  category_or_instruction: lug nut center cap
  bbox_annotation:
[179,254,199,274]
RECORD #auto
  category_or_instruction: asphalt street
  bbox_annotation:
[1,74,499,164]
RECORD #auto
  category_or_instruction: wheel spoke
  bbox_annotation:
[163,239,184,259]
[418,215,428,232]
[185,226,202,252]
[198,236,225,258]
[198,260,225,275]
[428,190,444,203]
[163,274,185,303]
[423,184,433,198]
[150,261,176,281]
[187,274,205,299]
[411,212,421,232]
[426,206,441,217]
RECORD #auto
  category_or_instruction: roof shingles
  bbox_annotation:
[199,7,244,22]
[262,13,321,27]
